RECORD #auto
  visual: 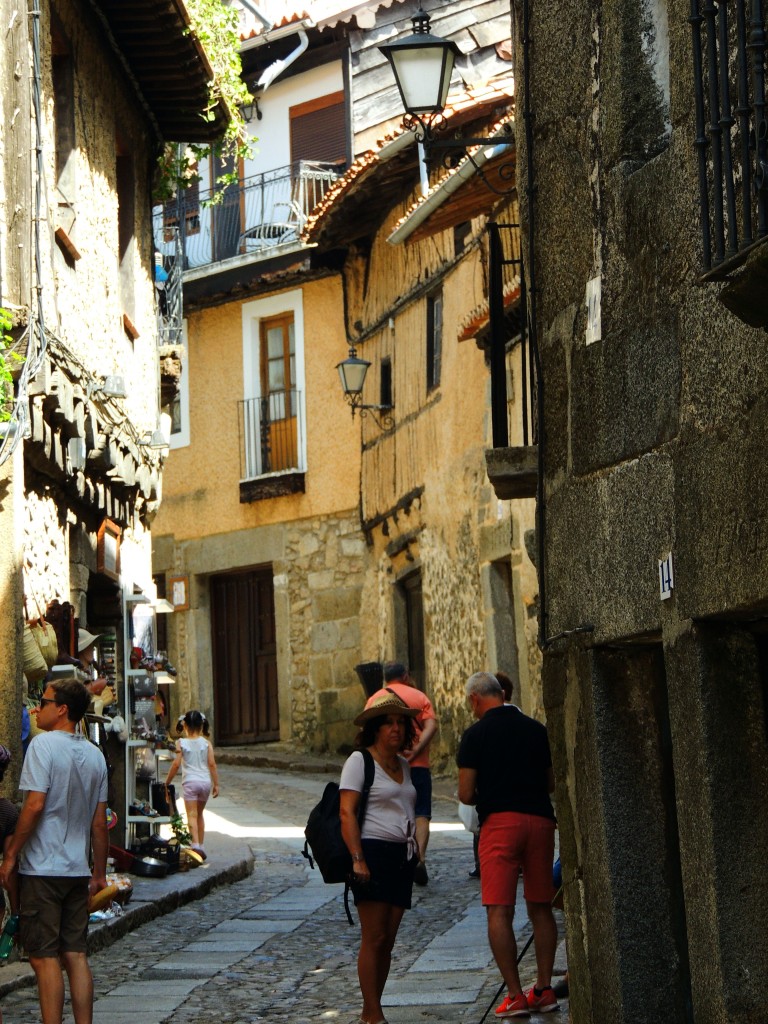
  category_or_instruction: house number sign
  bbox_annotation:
[658,552,674,601]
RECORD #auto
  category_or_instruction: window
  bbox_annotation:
[116,140,136,330]
[52,27,75,200]
[396,569,426,691]
[241,290,306,486]
[165,320,190,449]
[380,357,392,409]
[163,173,200,242]
[426,290,443,392]
[290,91,348,165]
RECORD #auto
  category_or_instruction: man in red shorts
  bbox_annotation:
[457,672,558,1018]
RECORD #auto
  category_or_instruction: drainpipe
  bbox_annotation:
[255,30,310,93]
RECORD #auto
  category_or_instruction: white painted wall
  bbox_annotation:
[243,60,344,179]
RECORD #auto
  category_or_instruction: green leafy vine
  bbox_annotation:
[153,0,254,203]
[0,308,23,423]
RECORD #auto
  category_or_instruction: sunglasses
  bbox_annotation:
[38,697,58,708]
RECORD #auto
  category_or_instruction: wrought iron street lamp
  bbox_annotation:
[336,347,394,429]
[379,7,459,143]
[379,6,515,193]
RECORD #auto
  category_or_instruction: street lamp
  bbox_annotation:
[379,5,515,191]
[336,347,394,430]
[379,7,459,139]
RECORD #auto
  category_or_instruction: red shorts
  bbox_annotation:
[479,812,556,906]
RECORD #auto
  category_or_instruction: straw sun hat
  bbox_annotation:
[354,688,420,727]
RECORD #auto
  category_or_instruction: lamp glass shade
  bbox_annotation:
[336,353,371,396]
[380,33,458,114]
[102,375,127,399]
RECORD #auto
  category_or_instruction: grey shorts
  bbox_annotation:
[20,874,90,957]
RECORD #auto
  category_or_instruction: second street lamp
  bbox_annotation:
[336,347,394,430]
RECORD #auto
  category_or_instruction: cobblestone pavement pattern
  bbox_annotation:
[1,763,569,1023]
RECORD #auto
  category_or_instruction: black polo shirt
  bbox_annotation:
[457,705,555,823]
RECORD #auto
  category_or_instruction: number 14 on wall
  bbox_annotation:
[658,552,674,601]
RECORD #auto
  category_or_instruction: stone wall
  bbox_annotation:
[517,0,768,1020]
[279,511,367,752]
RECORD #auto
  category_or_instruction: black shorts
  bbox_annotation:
[350,839,416,909]
[20,875,90,957]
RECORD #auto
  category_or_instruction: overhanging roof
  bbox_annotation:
[91,0,230,142]
[303,78,514,250]
[387,119,515,245]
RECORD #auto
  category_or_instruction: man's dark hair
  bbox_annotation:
[358,714,415,749]
[383,661,408,683]
[50,679,90,723]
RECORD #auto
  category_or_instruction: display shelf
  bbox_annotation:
[123,587,169,846]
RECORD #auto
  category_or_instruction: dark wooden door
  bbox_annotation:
[210,567,278,744]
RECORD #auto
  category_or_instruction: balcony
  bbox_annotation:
[238,390,306,503]
[155,161,342,274]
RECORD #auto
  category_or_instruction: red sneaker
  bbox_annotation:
[494,992,531,1017]
[525,985,559,1013]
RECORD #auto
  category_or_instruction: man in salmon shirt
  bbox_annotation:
[382,662,437,885]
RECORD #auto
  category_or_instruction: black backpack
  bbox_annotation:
[302,749,374,923]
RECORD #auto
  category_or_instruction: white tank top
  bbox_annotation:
[179,737,210,784]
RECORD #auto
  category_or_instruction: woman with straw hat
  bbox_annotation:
[339,689,420,1024]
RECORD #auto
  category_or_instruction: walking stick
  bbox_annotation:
[476,886,564,1024]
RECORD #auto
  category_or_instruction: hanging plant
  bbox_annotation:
[153,0,254,203]
[0,308,24,423]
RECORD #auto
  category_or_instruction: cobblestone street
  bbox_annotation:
[1,763,569,1024]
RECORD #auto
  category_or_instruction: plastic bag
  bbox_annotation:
[458,801,479,834]
[134,746,157,780]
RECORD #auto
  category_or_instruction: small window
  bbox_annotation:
[426,290,443,392]
[51,19,75,201]
[290,91,348,165]
[454,221,471,255]
[380,357,392,409]
[116,142,136,327]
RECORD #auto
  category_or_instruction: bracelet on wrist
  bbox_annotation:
[352,853,364,863]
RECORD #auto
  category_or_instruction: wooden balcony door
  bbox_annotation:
[260,313,297,472]
[210,567,278,744]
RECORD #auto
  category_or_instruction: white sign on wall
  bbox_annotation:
[585,275,602,346]
[658,552,674,600]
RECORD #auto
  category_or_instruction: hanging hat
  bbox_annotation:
[78,628,103,652]
[354,688,419,726]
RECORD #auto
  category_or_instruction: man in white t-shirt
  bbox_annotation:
[0,679,108,1024]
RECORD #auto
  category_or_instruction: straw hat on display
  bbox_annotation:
[78,628,103,652]
[354,688,420,726]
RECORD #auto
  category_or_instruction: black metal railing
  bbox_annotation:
[238,390,304,480]
[488,222,538,448]
[155,161,341,271]
[156,227,183,348]
[690,0,768,275]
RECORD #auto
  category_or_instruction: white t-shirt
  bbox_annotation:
[19,731,108,877]
[179,737,211,784]
[339,750,416,844]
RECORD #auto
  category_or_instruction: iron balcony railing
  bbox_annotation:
[156,227,183,348]
[238,389,304,481]
[156,161,341,271]
[488,222,538,449]
[690,0,768,276]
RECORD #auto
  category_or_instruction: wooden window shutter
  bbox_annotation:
[290,91,347,164]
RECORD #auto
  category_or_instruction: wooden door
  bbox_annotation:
[210,567,279,744]
[260,313,298,471]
